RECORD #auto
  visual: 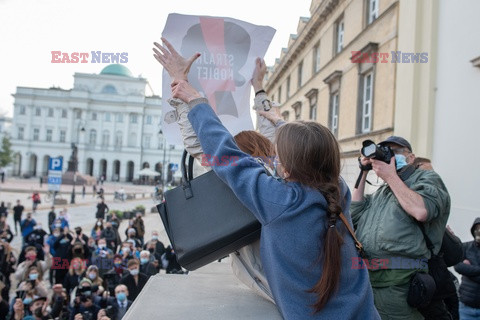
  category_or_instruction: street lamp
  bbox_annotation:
[158,129,167,188]
[70,143,78,204]
[70,121,85,204]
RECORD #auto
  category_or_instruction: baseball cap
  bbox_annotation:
[379,136,412,152]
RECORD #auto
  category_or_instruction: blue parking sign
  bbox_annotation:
[48,157,63,191]
[49,158,63,171]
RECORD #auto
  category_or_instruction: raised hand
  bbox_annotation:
[153,37,201,83]
[251,57,266,92]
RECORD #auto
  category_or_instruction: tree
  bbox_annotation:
[0,135,13,168]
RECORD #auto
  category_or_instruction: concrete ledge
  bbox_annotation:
[124,262,281,320]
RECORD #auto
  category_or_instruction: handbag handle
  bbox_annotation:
[180,150,193,199]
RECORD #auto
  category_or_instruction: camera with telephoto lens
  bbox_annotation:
[77,285,98,302]
[361,140,395,164]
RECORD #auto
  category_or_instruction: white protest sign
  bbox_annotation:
[161,13,276,144]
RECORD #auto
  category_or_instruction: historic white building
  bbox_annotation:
[10,64,182,183]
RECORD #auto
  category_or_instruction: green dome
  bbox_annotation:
[100,64,133,77]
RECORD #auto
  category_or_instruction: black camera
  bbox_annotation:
[361,140,394,164]
[77,285,98,302]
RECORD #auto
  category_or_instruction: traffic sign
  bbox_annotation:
[170,163,179,172]
[48,157,63,191]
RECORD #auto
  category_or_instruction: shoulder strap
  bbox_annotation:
[416,222,435,255]
[339,213,365,258]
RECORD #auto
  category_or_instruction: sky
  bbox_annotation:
[0,0,312,117]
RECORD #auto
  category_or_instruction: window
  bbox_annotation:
[308,93,318,120]
[48,108,54,117]
[361,72,373,133]
[116,113,123,123]
[46,129,53,142]
[101,130,110,147]
[286,76,291,98]
[282,111,290,122]
[128,133,137,147]
[292,102,302,120]
[35,108,41,116]
[75,110,82,119]
[102,85,117,94]
[313,42,321,73]
[146,115,152,125]
[19,106,26,115]
[33,128,40,141]
[104,112,111,122]
[130,114,137,124]
[59,130,66,143]
[89,129,97,145]
[114,131,123,149]
[143,135,151,149]
[329,93,340,135]
[18,127,24,140]
[336,19,344,54]
[61,109,67,118]
[91,112,97,121]
[277,86,282,104]
[297,61,303,88]
[367,0,379,24]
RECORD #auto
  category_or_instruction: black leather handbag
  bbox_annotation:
[157,150,261,271]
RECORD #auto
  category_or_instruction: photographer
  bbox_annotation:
[69,278,101,320]
[17,266,48,298]
[351,136,450,319]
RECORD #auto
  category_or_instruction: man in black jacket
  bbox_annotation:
[96,199,109,221]
[455,217,480,318]
[48,206,56,234]
[120,259,148,301]
[103,284,133,320]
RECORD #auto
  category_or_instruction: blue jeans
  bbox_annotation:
[460,302,480,320]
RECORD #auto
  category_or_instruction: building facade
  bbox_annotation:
[265,0,480,235]
[10,64,182,183]
[265,0,398,188]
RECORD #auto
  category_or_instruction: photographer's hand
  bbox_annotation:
[153,37,200,83]
[352,156,372,202]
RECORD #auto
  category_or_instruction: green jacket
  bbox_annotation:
[351,168,450,262]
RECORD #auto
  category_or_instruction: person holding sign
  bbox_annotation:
[153,38,380,319]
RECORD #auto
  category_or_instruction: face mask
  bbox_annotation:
[116,292,127,302]
[26,255,37,261]
[23,297,33,305]
[122,247,130,253]
[151,236,158,241]
[88,273,97,280]
[99,245,106,250]
[29,273,38,281]
[55,223,62,228]
[97,222,102,226]
[140,258,149,265]
[394,154,408,170]
[474,228,480,244]
[129,269,139,276]
[53,232,60,237]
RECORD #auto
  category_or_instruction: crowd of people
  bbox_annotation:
[151,37,480,319]
[0,198,184,320]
